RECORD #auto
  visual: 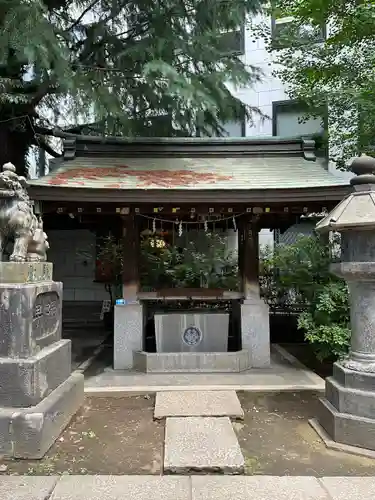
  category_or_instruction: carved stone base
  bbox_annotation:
[341,358,375,373]
[316,362,375,451]
[0,372,84,459]
[0,339,72,407]
[0,280,62,358]
[0,275,83,458]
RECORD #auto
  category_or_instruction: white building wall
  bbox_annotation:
[224,15,288,138]
[226,15,350,183]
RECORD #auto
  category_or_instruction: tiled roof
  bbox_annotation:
[29,156,348,190]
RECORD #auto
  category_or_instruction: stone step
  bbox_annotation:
[326,376,375,420]
[154,390,244,419]
[134,350,250,373]
[319,397,375,451]
[163,417,244,474]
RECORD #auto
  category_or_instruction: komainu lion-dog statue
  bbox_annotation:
[0,162,49,262]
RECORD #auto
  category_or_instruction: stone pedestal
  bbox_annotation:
[319,363,375,451]
[0,262,84,458]
[114,302,143,369]
[317,260,375,451]
[314,155,375,453]
[240,298,270,368]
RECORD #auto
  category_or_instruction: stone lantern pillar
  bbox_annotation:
[314,154,375,452]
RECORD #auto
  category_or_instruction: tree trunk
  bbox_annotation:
[0,123,31,177]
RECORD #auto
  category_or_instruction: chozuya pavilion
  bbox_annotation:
[28,134,349,372]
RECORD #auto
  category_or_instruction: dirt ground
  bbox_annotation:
[0,395,164,476]
[2,391,375,477]
[236,391,375,476]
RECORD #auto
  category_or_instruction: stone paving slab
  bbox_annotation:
[0,476,59,500]
[50,475,190,500]
[321,477,375,500]
[154,390,244,419]
[191,476,329,500]
[2,475,375,499]
[164,417,244,474]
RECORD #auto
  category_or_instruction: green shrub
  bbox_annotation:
[263,234,351,362]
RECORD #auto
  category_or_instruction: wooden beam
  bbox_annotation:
[121,215,140,301]
[238,216,260,299]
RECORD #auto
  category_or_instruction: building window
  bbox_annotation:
[272,100,324,138]
[218,24,245,55]
[219,117,246,137]
[196,107,246,138]
[271,15,325,47]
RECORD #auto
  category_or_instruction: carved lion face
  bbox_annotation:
[0,173,28,199]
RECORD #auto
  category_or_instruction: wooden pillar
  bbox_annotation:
[121,215,140,301]
[238,215,260,299]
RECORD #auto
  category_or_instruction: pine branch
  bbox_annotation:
[35,135,61,158]
[28,79,57,109]
[65,0,102,32]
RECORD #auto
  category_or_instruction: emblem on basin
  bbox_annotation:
[182,326,203,346]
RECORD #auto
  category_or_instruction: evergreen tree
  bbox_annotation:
[0,0,265,175]
[257,0,375,169]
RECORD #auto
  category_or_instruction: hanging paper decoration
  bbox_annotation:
[303,207,308,213]
[153,207,159,213]
[228,208,233,213]
[178,221,183,237]
[172,207,180,213]
[265,207,270,213]
[135,208,140,213]
[204,220,208,232]
[209,208,214,213]
[57,207,64,213]
[96,208,102,213]
[152,218,156,233]
[232,216,237,232]
[120,207,130,215]
[77,207,83,213]
[246,208,252,213]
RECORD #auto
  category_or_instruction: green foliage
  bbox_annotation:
[254,0,375,168]
[0,0,267,173]
[298,282,350,361]
[96,235,123,284]
[140,232,239,290]
[263,235,350,361]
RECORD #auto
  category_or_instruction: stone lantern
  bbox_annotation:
[314,154,375,452]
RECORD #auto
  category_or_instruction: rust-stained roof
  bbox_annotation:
[29,156,348,191]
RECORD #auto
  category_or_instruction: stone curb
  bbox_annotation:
[309,417,375,459]
[84,383,324,395]
[273,344,325,388]
[74,342,107,374]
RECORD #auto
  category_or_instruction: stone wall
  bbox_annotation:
[47,229,108,302]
